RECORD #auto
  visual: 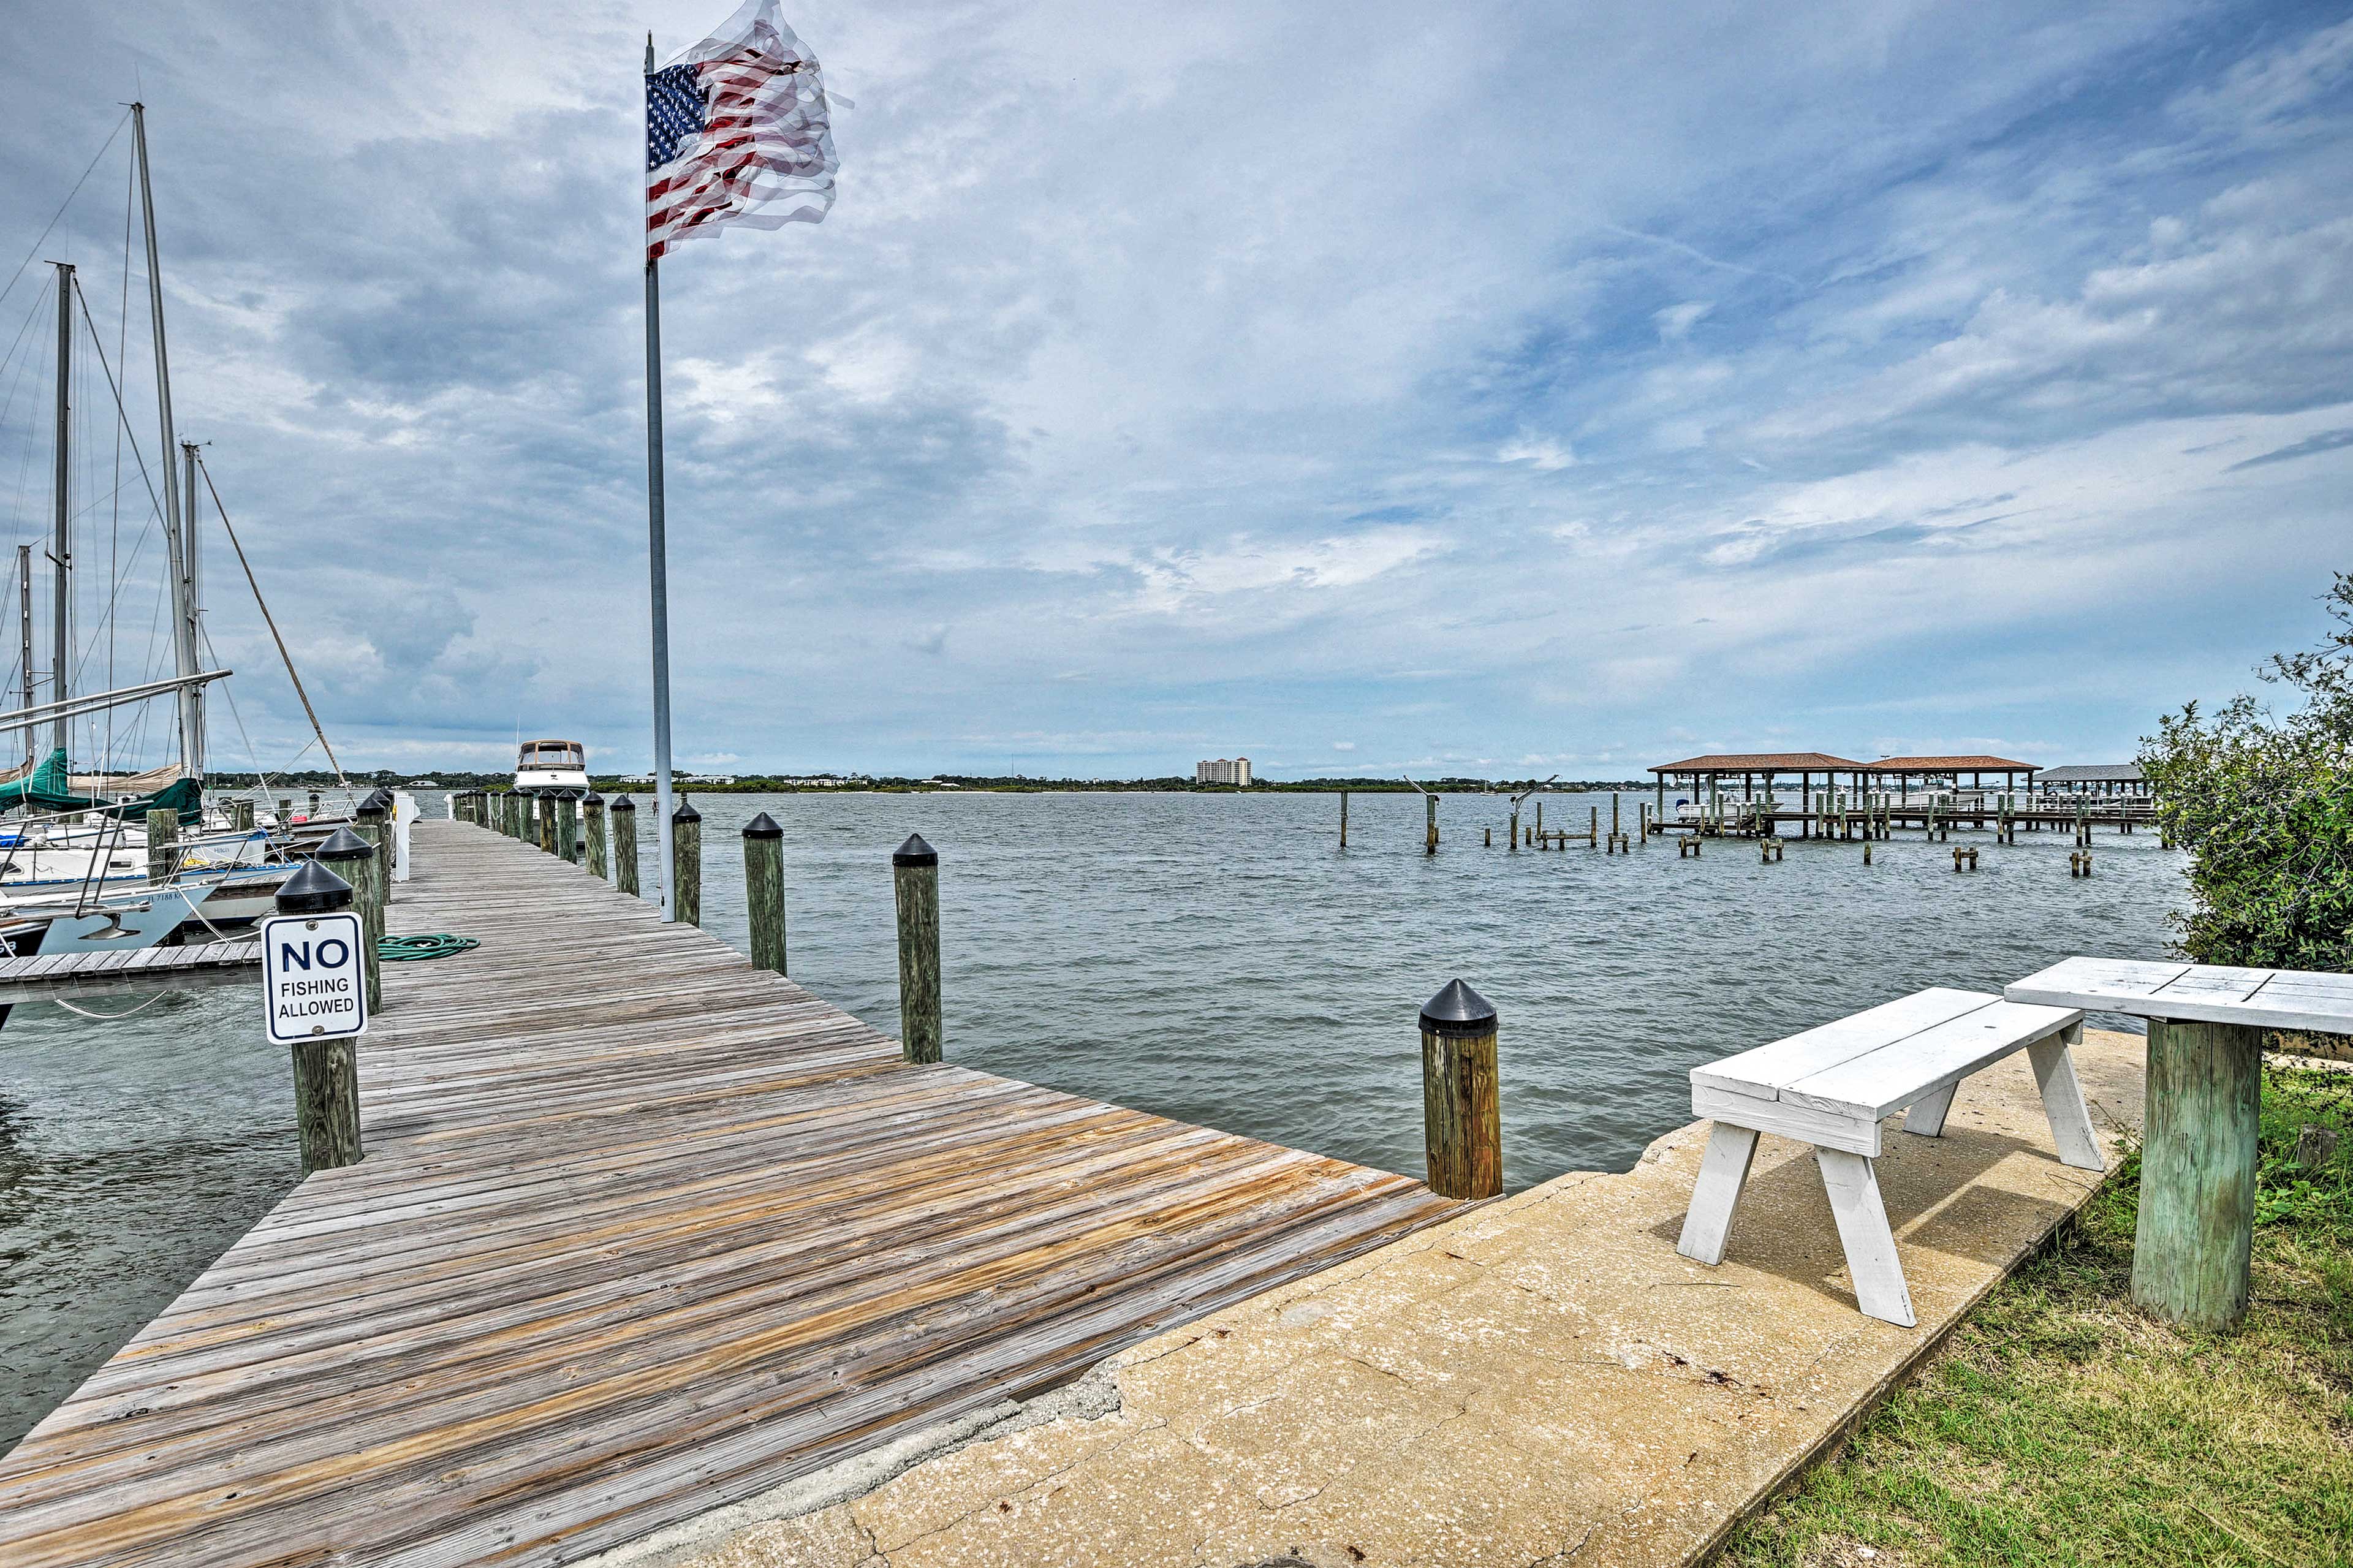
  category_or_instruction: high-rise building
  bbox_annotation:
[1194,757,1254,786]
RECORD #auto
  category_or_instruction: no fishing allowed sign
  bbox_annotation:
[261,912,369,1045]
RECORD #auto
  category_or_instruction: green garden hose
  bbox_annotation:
[377,933,480,962]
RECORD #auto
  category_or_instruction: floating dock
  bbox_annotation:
[0,819,1457,1567]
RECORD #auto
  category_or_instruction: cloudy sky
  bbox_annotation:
[2,2,2348,779]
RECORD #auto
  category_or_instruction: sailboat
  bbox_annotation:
[0,105,327,956]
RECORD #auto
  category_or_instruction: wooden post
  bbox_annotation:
[893,833,942,1064]
[1639,801,1648,839]
[612,795,640,895]
[672,797,702,926]
[308,789,321,818]
[274,860,363,1174]
[1509,801,1519,851]
[584,792,608,879]
[276,796,292,827]
[231,797,255,832]
[1339,790,1349,848]
[317,826,381,1015]
[557,796,580,865]
[354,803,391,998]
[1534,800,1542,838]
[1425,792,1438,855]
[2134,1018,2262,1329]
[744,811,787,974]
[536,797,558,855]
[1483,827,1491,847]
[145,806,179,885]
[1420,979,1501,1200]
[1588,805,1597,847]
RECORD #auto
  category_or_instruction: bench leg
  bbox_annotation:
[1676,1123,1759,1267]
[2028,1023,2105,1172]
[1815,1148,1916,1327]
[1903,1082,1958,1138]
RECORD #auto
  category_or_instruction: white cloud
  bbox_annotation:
[1496,435,1575,471]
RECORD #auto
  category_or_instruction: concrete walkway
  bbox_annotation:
[604,1030,2148,1568]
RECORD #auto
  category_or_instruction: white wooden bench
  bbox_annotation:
[1675,987,2103,1326]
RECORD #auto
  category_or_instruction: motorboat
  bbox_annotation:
[515,739,590,797]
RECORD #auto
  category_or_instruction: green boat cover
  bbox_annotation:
[0,748,203,823]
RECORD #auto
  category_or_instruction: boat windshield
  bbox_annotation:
[520,742,585,769]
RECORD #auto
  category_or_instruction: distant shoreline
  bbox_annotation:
[211,773,1653,796]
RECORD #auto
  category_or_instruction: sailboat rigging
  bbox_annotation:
[0,104,363,966]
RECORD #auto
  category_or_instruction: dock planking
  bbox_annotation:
[0,817,1458,1568]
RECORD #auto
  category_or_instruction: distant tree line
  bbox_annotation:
[205,769,1650,795]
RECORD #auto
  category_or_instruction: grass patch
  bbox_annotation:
[1719,1063,2353,1568]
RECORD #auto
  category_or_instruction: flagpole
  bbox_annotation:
[645,33,678,921]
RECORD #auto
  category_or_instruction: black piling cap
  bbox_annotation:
[672,795,700,824]
[314,825,373,864]
[743,811,783,840]
[355,796,387,820]
[584,790,604,805]
[275,857,354,914]
[611,793,635,812]
[1421,979,1498,1036]
[893,832,939,868]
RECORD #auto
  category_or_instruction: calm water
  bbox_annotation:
[0,789,2180,1448]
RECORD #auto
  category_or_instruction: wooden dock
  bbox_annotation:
[0,937,262,1004]
[0,818,1457,1567]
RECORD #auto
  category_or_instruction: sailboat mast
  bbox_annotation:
[182,441,203,775]
[50,261,72,757]
[132,104,200,782]
[17,545,33,770]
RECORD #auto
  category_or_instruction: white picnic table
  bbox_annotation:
[1679,987,2101,1327]
[2006,956,2353,1328]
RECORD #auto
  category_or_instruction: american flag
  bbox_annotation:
[646,0,838,262]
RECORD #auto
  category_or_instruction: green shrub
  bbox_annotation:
[2142,572,2353,971]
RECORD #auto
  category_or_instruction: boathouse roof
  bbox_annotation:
[2037,763,2143,783]
[1869,754,2039,772]
[1650,752,1866,774]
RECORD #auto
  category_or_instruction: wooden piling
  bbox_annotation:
[145,807,179,885]
[2134,1019,2260,1329]
[1425,793,1438,855]
[317,826,382,1015]
[1509,802,1518,852]
[744,811,787,975]
[672,798,702,926]
[536,797,558,856]
[277,797,292,827]
[1483,827,1491,847]
[612,795,640,895]
[1339,790,1349,848]
[585,793,608,879]
[1420,980,1501,1201]
[558,797,580,865]
[274,860,365,1175]
[893,833,942,1064]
